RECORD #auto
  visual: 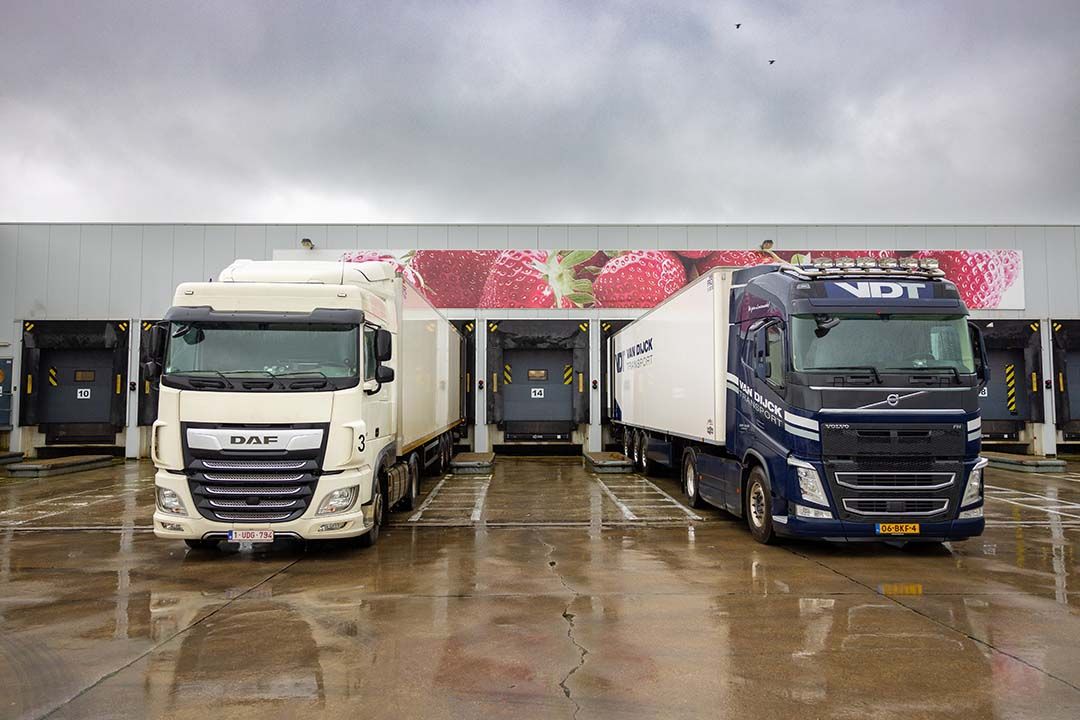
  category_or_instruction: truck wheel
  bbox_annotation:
[184,539,220,551]
[633,430,646,472]
[402,453,421,510]
[622,429,634,461]
[358,478,386,548]
[682,450,706,509]
[441,434,453,473]
[745,466,775,544]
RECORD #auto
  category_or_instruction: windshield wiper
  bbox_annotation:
[170,370,233,388]
[275,370,329,378]
[810,365,881,384]
[887,366,961,382]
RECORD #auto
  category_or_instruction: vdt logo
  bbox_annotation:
[834,281,926,299]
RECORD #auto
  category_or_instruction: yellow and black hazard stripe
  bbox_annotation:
[503,363,512,384]
[1029,321,1040,333]
[115,374,122,395]
[47,367,58,387]
[1053,321,1063,333]
[1004,363,1017,414]
[578,322,588,333]
[23,321,35,332]
[142,321,153,332]
[117,321,128,332]
[464,321,474,333]
[563,364,574,385]
[578,372,584,393]
[488,322,499,333]
[601,322,612,333]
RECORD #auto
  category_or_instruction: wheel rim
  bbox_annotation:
[749,482,767,528]
[685,463,696,497]
[373,489,384,528]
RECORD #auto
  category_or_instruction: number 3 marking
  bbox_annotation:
[357,435,366,452]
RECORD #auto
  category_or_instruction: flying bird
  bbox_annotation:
[768,59,776,64]
[735,23,741,28]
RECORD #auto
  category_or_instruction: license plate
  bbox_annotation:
[876,523,920,535]
[227,529,274,543]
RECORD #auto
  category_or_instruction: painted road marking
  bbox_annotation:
[593,478,639,520]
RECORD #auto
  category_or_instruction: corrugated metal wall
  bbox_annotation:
[2,224,1079,348]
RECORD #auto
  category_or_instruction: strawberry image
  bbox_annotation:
[478,250,596,308]
[913,250,1018,309]
[593,251,687,308]
[695,250,774,272]
[341,250,423,288]
[409,250,499,307]
[572,250,611,280]
[675,250,715,260]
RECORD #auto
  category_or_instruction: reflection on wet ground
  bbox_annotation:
[1,457,1079,719]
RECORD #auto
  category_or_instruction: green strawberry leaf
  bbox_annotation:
[561,250,598,268]
[565,292,596,307]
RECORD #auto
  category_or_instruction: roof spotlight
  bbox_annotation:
[918,258,940,270]
[855,256,876,268]
[878,257,899,268]
[834,256,855,268]
[813,257,835,269]
[898,256,920,269]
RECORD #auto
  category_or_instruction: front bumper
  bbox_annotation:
[774,513,984,541]
[152,467,376,541]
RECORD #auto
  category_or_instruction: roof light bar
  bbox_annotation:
[918,258,939,270]
[898,256,920,269]
[855,256,877,268]
[834,256,855,268]
[813,258,835,269]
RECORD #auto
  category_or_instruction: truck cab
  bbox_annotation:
[730,258,988,543]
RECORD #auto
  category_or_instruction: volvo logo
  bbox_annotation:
[230,435,279,445]
[886,394,900,407]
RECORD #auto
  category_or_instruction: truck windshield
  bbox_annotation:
[165,322,359,378]
[790,314,974,373]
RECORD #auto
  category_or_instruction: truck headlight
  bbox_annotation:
[156,486,187,516]
[962,458,987,507]
[789,458,829,507]
[317,486,359,516]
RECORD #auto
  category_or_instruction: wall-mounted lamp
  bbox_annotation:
[300,238,315,250]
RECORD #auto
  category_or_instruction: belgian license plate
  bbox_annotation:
[876,523,920,535]
[227,529,274,543]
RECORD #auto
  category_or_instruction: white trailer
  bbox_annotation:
[147,259,463,549]
[610,268,734,455]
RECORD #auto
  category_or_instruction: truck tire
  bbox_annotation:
[401,453,421,511]
[745,466,775,544]
[633,430,647,472]
[682,449,706,509]
[440,434,453,473]
[184,539,220,551]
[358,477,387,548]
[622,428,634,461]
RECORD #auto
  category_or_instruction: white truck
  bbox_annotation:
[145,259,463,549]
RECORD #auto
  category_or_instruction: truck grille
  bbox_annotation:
[821,424,964,458]
[834,472,954,490]
[842,498,949,516]
[182,423,327,524]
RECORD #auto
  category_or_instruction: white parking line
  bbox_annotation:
[638,477,703,521]
[593,478,639,520]
[470,477,491,523]
[407,475,449,522]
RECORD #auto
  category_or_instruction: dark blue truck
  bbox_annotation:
[610,258,989,544]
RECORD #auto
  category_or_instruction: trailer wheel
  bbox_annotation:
[401,453,421,511]
[745,466,775,544]
[682,450,706,509]
[633,430,647,472]
[441,434,454,472]
[622,428,634,461]
[358,476,387,548]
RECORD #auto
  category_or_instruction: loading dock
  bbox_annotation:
[19,321,130,452]
[969,319,1043,451]
[486,320,589,446]
[1051,320,1080,444]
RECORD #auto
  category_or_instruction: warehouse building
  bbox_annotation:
[2,223,1079,460]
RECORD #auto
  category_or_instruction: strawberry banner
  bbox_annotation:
[305,248,1022,310]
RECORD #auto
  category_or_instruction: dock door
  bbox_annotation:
[1051,320,1080,441]
[969,320,1043,446]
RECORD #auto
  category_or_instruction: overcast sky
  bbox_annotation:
[1,0,1078,223]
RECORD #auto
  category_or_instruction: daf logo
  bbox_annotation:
[886,394,900,407]
[231,435,278,445]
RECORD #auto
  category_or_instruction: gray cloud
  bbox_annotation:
[1,0,1078,222]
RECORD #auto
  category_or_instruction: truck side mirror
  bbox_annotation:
[376,328,392,362]
[375,365,395,384]
[969,322,990,386]
[149,323,169,362]
[141,360,161,380]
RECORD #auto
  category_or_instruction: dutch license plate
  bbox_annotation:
[227,529,274,543]
[876,523,920,535]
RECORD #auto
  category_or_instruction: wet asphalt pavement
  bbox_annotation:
[2,457,1080,719]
